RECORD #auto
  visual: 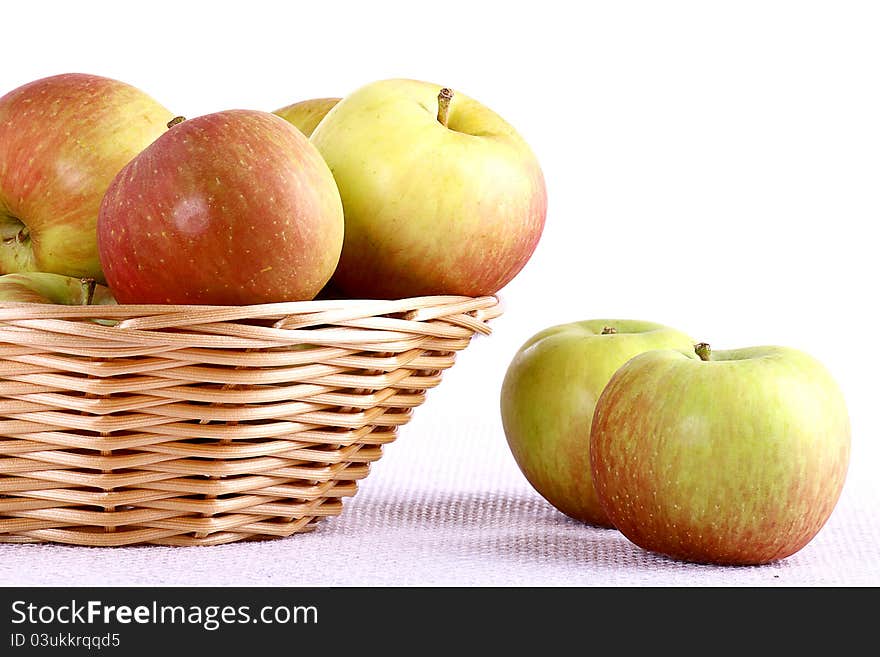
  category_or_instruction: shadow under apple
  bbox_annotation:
[336,488,793,582]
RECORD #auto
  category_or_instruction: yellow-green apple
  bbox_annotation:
[500,320,695,526]
[0,272,115,305]
[310,78,546,298]
[590,342,851,565]
[97,109,344,305]
[0,73,174,281]
[273,98,340,137]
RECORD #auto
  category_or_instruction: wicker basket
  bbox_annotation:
[0,294,501,547]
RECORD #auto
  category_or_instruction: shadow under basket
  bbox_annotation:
[0,295,501,547]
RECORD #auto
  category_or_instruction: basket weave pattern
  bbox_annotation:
[0,295,500,547]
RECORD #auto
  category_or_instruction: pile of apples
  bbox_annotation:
[0,73,852,569]
[0,73,547,305]
[501,319,851,565]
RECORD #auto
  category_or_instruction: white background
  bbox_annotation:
[1,0,878,585]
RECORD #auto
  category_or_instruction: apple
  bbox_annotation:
[0,272,115,305]
[96,109,344,305]
[273,97,340,137]
[0,73,174,281]
[310,78,546,298]
[500,320,695,526]
[590,342,851,565]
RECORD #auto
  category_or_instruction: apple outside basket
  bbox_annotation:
[0,294,501,546]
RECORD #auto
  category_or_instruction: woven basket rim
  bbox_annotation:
[0,293,503,313]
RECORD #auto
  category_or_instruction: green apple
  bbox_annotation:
[310,78,547,298]
[590,342,851,565]
[0,272,115,305]
[273,97,340,137]
[0,73,175,281]
[500,320,695,526]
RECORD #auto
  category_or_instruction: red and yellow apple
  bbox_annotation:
[500,320,695,526]
[590,342,851,565]
[310,78,547,299]
[0,73,174,281]
[97,109,344,305]
[273,97,340,137]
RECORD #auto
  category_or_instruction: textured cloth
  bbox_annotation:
[2,398,876,587]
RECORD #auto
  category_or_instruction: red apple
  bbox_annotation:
[97,109,344,305]
[0,73,174,281]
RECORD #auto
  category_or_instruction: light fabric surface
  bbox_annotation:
[2,394,877,587]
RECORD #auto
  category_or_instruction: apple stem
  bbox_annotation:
[695,342,712,361]
[601,326,618,335]
[437,88,454,127]
[167,116,186,129]
[81,278,97,306]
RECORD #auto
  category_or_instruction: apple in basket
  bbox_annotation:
[97,109,345,305]
[274,97,341,137]
[500,320,695,527]
[590,342,851,565]
[0,73,174,282]
[0,272,115,305]
[310,78,547,298]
